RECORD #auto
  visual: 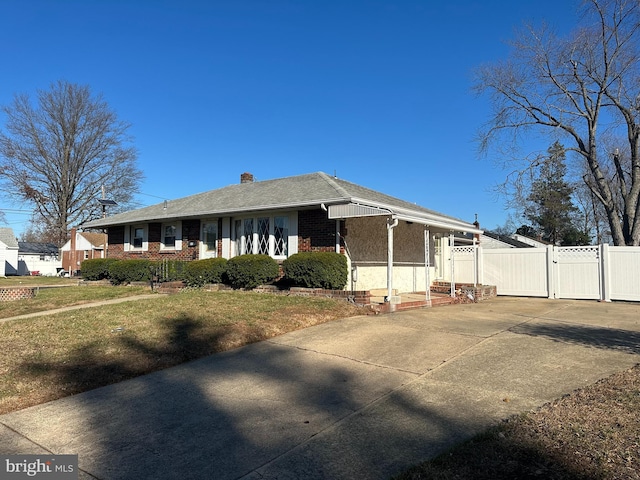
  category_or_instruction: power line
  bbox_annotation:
[0,208,33,214]
[137,192,167,200]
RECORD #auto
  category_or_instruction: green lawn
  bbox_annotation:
[0,283,149,319]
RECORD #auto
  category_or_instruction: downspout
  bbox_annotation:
[387,217,399,302]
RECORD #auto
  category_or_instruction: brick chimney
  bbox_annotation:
[240,172,254,184]
[70,227,77,275]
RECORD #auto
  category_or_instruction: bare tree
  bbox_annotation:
[475,0,640,245]
[0,80,142,245]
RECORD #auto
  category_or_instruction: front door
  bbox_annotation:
[201,221,218,259]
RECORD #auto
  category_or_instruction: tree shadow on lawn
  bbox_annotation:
[12,313,626,480]
[19,315,236,397]
[510,322,640,355]
[15,314,373,478]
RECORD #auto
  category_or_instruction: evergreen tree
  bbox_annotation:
[524,142,587,245]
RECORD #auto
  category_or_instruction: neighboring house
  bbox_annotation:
[457,230,534,249]
[0,227,19,276]
[60,228,107,275]
[17,242,63,276]
[511,234,552,248]
[81,172,482,293]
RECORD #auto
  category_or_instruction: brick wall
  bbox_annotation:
[106,211,347,260]
[107,221,201,261]
[298,209,344,253]
[253,285,370,305]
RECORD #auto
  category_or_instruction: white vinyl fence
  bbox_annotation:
[452,245,640,302]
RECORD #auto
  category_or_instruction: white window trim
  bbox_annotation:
[125,224,149,252]
[160,221,182,251]
[232,213,295,260]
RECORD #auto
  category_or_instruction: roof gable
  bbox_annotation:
[0,228,19,249]
[80,232,107,248]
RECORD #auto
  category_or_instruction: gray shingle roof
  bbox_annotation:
[82,172,476,231]
[0,227,18,249]
[483,231,534,248]
[18,242,60,255]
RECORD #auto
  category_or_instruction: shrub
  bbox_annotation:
[81,258,119,281]
[282,252,348,290]
[184,258,228,287]
[225,254,279,289]
[152,259,188,282]
[108,259,154,285]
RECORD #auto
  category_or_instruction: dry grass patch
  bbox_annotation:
[0,285,149,319]
[0,277,79,287]
[0,290,363,414]
[396,364,640,480]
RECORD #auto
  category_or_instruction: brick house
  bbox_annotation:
[60,228,107,276]
[81,172,482,293]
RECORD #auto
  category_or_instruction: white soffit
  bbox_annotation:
[327,203,392,219]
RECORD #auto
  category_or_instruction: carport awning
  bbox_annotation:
[327,203,392,218]
[327,202,483,235]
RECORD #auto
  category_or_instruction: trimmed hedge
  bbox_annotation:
[282,252,348,290]
[225,254,279,289]
[108,259,154,285]
[183,258,228,287]
[81,258,119,281]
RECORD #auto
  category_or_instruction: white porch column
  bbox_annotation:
[387,217,398,301]
[425,228,431,304]
[449,231,455,298]
[335,220,341,253]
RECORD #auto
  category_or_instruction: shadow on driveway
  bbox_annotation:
[510,322,640,355]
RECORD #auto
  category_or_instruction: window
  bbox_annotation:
[274,216,288,256]
[234,220,242,256]
[257,217,270,254]
[243,218,254,255]
[131,226,146,250]
[235,214,290,258]
[160,222,182,250]
[163,224,176,248]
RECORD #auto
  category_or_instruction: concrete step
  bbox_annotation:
[369,288,398,297]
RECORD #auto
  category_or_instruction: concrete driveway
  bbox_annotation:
[1,297,639,479]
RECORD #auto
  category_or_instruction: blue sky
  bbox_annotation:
[0,0,579,237]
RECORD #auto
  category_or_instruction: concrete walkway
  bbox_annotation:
[0,294,164,323]
[1,297,639,479]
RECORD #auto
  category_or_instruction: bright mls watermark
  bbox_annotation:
[0,455,77,479]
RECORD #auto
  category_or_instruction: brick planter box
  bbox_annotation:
[0,287,38,302]
[431,282,497,301]
[253,285,371,305]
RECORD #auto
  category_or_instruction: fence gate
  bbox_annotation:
[555,246,601,300]
[484,247,550,297]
